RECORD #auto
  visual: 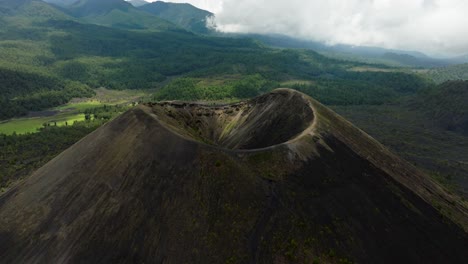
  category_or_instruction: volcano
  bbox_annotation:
[0,89,467,263]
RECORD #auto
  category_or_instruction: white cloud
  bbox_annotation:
[156,0,468,56]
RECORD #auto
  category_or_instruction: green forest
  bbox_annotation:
[0,68,94,119]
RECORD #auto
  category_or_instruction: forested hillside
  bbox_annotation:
[61,0,175,31]
[0,0,435,119]
[153,70,431,105]
[139,1,213,33]
[0,68,93,119]
[412,80,468,135]
[427,64,468,84]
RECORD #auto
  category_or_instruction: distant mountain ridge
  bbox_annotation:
[42,0,78,7]
[14,0,465,66]
[0,0,34,10]
[0,0,74,21]
[381,52,448,68]
[59,0,175,31]
[139,1,213,33]
[65,0,135,16]
[125,0,147,7]
[245,33,468,68]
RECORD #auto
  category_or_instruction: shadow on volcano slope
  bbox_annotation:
[0,89,467,263]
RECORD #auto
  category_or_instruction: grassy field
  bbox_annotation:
[77,87,150,104]
[0,88,149,135]
[348,66,395,72]
[0,113,86,135]
[53,101,103,111]
[280,80,316,86]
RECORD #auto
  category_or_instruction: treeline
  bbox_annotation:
[334,71,432,93]
[291,80,397,105]
[0,68,94,120]
[153,75,279,101]
[0,67,62,98]
[84,104,132,121]
[153,71,430,106]
[291,71,431,105]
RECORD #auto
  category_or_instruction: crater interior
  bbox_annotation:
[149,89,314,150]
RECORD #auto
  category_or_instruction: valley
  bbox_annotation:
[0,0,467,262]
[0,88,147,135]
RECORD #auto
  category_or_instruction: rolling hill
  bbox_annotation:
[0,0,32,9]
[0,0,73,21]
[125,0,147,7]
[0,89,466,263]
[139,0,213,33]
[247,34,468,68]
[62,0,175,31]
[43,0,78,7]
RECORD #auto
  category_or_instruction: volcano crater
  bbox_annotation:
[149,89,315,150]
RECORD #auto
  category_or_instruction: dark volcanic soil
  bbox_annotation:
[0,89,467,264]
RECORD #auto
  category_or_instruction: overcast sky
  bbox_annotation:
[150,0,468,56]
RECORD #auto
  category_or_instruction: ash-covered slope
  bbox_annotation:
[0,89,467,263]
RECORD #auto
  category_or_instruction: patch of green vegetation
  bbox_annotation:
[153,74,279,101]
[427,64,468,84]
[152,66,430,105]
[284,238,299,261]
[291,79,397,105]
[53,100,103,111]
[0,113,85,135]
[83,104,132,121]
[220,118,238,139]
[280,79,316,86]
[0,66,94,119]
[290,71,431,105]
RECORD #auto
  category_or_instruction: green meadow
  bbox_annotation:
[0,113,86,135]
